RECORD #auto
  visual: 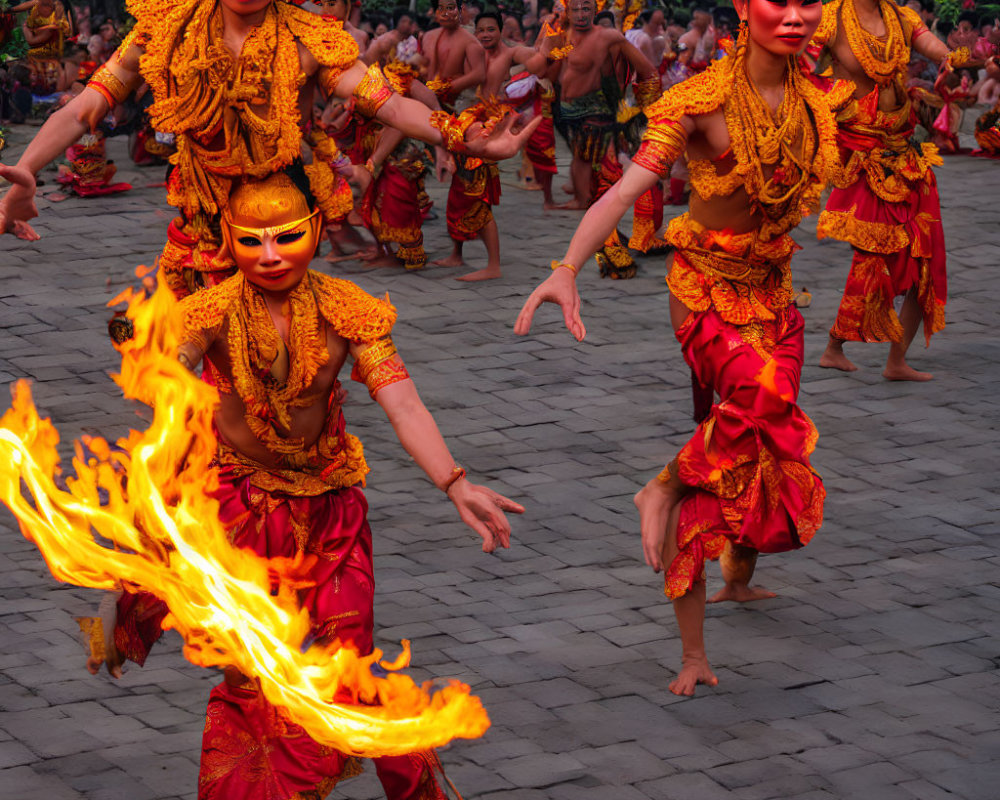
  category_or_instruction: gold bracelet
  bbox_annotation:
[441,466,466,494]
[551,260,579,275]
[948,46,972,68]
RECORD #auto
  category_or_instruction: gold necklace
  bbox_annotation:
[726,55,817,228]
[842,0,908,85]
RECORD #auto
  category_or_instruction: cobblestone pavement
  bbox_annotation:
[1,122,998,800]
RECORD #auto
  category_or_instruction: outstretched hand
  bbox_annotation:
[514,267,586,341]
[0,164,40,241]
[448,478,524,553]
[466,112,542,163]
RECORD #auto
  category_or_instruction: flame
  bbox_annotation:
[0,278,489,756]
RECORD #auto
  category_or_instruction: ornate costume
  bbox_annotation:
[633,41,845,598]
[812,0,947,347]
[114,272,448,799]
[361,61,429,269]
[25,4,69,93]
[974,100,1000,157]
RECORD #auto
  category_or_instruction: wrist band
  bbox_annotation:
[442,466,466,494]
[551,260,579,275]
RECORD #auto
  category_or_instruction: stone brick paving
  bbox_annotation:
[1,123,998,800]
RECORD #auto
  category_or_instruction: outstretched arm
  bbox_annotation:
[352,341,524,552]
[1,44,143,238]
[513,163,662,341]
[325,60,540,161]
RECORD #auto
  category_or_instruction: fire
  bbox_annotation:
[0,277,489,756]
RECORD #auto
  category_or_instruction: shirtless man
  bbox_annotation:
[432,10,538,280]
[422,0,487,111]
[678,2,715,71]
[542,0,658,278]
[812,0,963,380]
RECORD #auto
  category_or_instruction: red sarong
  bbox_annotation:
[362,160,427,269]
[525,91,556,175]
[665,306,825,599]
[445,157,501,241]
[822,175,946,345]
[628,183,665,253]
[115,472,447,800]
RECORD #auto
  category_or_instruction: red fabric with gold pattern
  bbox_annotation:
[822,173,946,346]
[115,470,446,799]
[445,157,501,241]
[628,183,665,252]
[362,162,426,268]
[665,306,825,600]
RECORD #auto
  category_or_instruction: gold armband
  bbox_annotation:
[633,75,662,110]
[551,260,579,275]
[353,337,410,397]
[656,464,672,484]
[632,119,688,178]
[429,110,476,154]
[948,47,972,68]
[89,64,131,107]
[353,64,396,118]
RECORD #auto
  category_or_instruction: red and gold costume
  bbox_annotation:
[361,62,429,269]
[304,121,356,233]
[55,134,132,197]
[443,103,502,244]
[24,3,70,93]
[102,0,396,299]
[633,40,846,599]
[811,0,947,347]
[523,80,558,179]
[114,272,448,799]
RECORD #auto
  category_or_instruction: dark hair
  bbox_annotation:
[594,10,614,25]
[919,0,934,13]
[936,19,953,35]
[476,10,503,27]
[957,10,978,26]
[430,0,462,9]
[285,161,318,212]
[392,6,414,27]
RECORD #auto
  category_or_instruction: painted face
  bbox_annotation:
[224,180,320,296]
[476,18,501,50]
[742,0,822,56]
[568,0,595,31]
[435,0,461,29]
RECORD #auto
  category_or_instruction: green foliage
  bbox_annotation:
[936,0,962,25]
[1,26,28,63]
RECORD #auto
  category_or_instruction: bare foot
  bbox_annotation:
[456,266,501,281]
[669,655,718,696]
[561,182,574,195]
[362,254,403,268]
[433,254,466,267]
[883,364,933,381]
[543,201,560,210]
[819,346,858,372]
[634,479,680,572]
[552,199,589,211]
[708,583,777,603]
[326,245,376,263]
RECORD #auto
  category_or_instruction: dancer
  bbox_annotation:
[516,0,841,695]
[543,0,660,278]
[90,171,524,799]
[434,10,542,281]
[812,0,965,380]
[0,0,536,298]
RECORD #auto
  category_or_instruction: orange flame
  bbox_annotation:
[0,279,489,756]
